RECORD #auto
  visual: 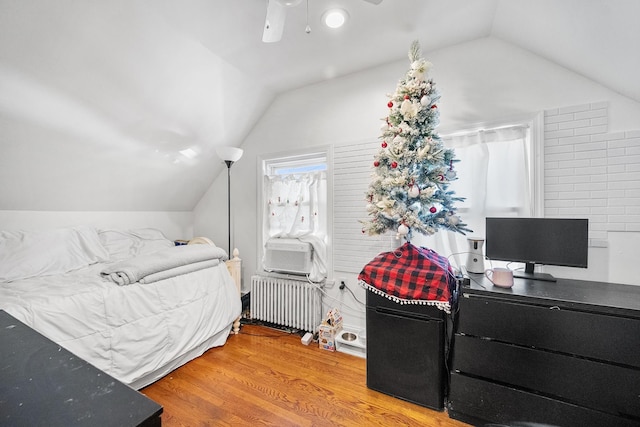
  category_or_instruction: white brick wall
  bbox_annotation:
[544,102,640,240]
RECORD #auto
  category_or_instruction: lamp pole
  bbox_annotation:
[216,146,243,257]
[225,160,233,255]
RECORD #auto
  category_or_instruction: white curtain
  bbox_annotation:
[417,125,533,270]
[263,170,327,281]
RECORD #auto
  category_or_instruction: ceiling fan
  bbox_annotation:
[262,0,383,43]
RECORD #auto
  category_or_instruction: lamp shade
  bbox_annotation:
[216,146,243,163]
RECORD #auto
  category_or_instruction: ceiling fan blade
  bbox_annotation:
[362,0,383,4]
[262,0,287,43]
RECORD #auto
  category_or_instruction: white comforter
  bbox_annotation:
[0,261,241,388]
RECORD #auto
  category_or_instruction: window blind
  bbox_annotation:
[333,141,396,273]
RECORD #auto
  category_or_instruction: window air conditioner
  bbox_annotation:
[264,238,313,275]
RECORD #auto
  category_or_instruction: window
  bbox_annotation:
[418,114,543,261]
[260,149,331,281]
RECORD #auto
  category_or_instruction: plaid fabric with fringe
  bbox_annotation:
[358,242,455,312]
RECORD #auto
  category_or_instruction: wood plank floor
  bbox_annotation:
[141,324,470,427]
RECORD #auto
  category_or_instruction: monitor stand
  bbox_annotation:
[513,263,557,282]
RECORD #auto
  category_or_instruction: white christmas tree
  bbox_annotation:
[361,41,470,241]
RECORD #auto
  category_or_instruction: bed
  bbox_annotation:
[0,226,242,390]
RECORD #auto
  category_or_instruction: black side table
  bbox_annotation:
[0,310,162,426]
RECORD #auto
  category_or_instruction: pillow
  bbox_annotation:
[0,226,110,283]
[98,228,174,261]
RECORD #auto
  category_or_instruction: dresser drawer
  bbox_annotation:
[448,373,640,427]
[453,335,640,418]
[458,294,640,367]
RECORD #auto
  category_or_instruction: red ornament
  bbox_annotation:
[374,161,380,167]
[430,206,437,213]
[404,95,410,100]
[381,141,387,148]
[391,161,398,169]
[431,104,438,109]
[387,101,394,108]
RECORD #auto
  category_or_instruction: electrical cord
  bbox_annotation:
[305,275,365,313]
[340,280,365,306]
[297,250,482,315]
[446,250,493,272]
[468,272,487,289]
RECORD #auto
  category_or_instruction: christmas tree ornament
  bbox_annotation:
[422,187,436,197]
[400,99,419,119]
[360,40,470,240]
[392,135,404,144]
[389,144,404,158]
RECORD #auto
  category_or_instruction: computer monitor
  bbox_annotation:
[485,217,589,282]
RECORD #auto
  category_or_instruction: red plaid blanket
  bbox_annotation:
[358,243,455,313]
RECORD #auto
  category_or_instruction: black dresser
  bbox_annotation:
[0,310,162,427]
[448,275,640,427]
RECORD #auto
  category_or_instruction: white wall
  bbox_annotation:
[0,210,193,241]
[194,36,640,331]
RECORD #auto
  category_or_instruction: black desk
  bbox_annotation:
[0,310,162,427]
[448,275,640,427]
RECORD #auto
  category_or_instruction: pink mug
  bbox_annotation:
[485,267,514,288]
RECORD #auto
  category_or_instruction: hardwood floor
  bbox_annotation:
[141,324,470,427]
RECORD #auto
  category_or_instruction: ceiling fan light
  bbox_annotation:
[323,9,348,29]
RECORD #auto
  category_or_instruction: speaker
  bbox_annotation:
[466,238,485,274]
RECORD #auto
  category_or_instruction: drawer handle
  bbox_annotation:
[373,306,443,322]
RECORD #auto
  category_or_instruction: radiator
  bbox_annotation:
[250,275,322,333]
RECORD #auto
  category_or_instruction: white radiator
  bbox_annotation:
[250,275,322,333]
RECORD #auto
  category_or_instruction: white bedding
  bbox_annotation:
[0,227,241,389]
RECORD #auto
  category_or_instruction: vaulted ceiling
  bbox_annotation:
[0,0,638,211]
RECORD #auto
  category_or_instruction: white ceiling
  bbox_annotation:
[0,0,638,211]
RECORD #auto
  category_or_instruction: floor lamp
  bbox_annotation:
[216,147,243,255]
